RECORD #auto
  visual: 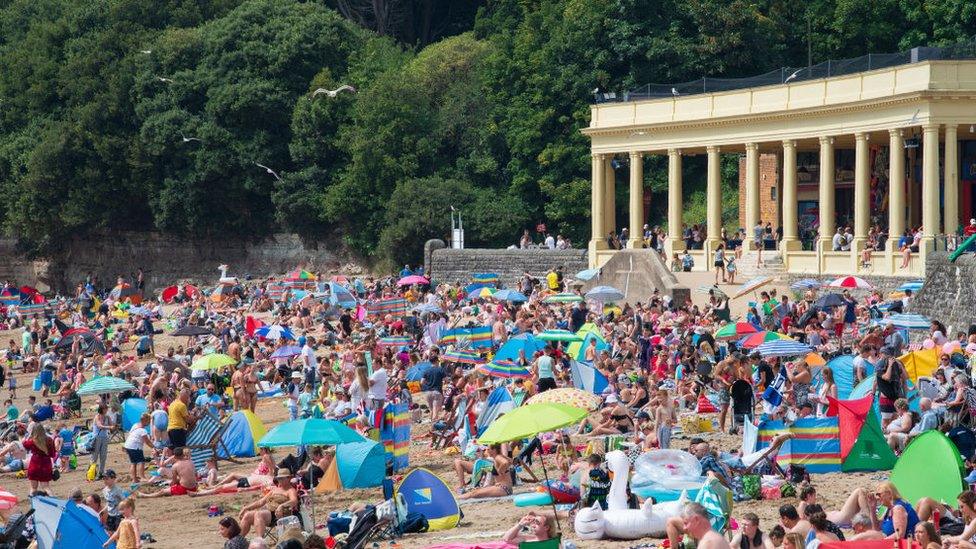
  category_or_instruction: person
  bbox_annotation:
[753,221,764,267]
[943,490,976,548]
[729,512,775,549]
[877,346,908,428]
[124,413,152,483]
[807,511,841,546]
[191,447,275,496]
[137,447,198,497]
[103,470,127,531]
[238,468,299,538]
[885,398,914,453]
[502,512,556,545]
[456,444,513,499]
[91,403,112,479]
[167,388,192,449]
[847,512,884,541]
[367,364,388,412]
[55,423,75,473]
[781,532,805,549]
[713,244,726,284]
[779,504,810,539]
[581,453,610,509]
[913,521,942,549]
[533,346,556,393]
[219,516,249,549]
[420,358,446,420]
[103,498,139,549]
[195,384,224,416]
[679,501,731,549]
[23,423,55,495]
[655,388,675,449]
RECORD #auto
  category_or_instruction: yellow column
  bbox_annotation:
[629,151,644,248]
[704,145,722,258]
[945,124,959,238]
[589,153,607,263]
[665,148,683,255]
[745,143,760,248]
[852,132,870,254]
[781,140,800,251]
[818,136,835,254]
[887,129,905,258]
[921,123,940,254]
[604,158,616,236]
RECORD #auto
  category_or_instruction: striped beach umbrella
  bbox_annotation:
[77,376,136,396]
[543,293,583,304]
[826,276,873,289]
[886,313,932,330]
[472,273,500,284]
[478,359,531,379]
[714,322,759,339]
[537,329,583,342]
[738,331,793,349]
[378,336,413,347]
[756,339,813,358]
[790,279,822,290]
[256,325,296,341]
[476,287,495,299]
[442,350,486,365]
[732,276,773,298]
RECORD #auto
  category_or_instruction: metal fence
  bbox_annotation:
[595,38,976,103]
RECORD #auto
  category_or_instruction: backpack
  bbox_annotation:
[397,512,428,534]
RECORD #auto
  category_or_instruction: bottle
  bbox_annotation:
[933,508,941,533]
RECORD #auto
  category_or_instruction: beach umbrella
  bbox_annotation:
[32,495,112,549]
[575,268,600,281]
[492,289,528,303]
[827,276,873,289]
[0,490,16,510]
[476,287,495,299]
[77,376,135,396]
[270,345,302,359]
[732,276,773,298]
[537,329,583,342]
[55,330,106,356]
[715,322,759,339]
[897,281,924,292]
[738,331,792,348]
[478,360,532,379]
[378,336,413,348]
[256,325,295,341]
[442,350,486,365]
[585,285,624,302]
[812,293,846,309]
[543,293,583,304]
[285,269,317,281]
[397,275,429,286]
[161,284,200,303]
[170,325,212,337]
[695,285,728,299]
[790,279,822,291]
[756,340,813,358]
[805,352,826,366]
[886,313,932,330]
[405,361,432,382]
[191,353,237,371]
[525,387,602,411]
[258,418,364,447]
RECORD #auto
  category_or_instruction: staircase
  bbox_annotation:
[734,250,786,280]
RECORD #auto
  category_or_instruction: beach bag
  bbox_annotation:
[787,465,809,484]
[779,482,796,498]
[398,512,428,534]
[742,474,761,500]
[86,462,97,481]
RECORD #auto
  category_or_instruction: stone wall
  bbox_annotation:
[913,252,975,332]
[738,153,781,230]
[429,248,588,286]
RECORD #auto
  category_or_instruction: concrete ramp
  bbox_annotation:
[582,250,689,305]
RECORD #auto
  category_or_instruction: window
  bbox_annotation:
[770,187,777,200]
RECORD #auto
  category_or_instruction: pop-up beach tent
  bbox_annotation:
[395,468,461,531]
[216,410,267,458]
[827,395,897,472]
[890,431,966,506]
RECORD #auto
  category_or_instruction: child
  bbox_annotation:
[725,254,737,285]
[55,423,75,472]
[200,457,219,487]
[582,453,610,510]
[8,370,15,400]
[654,388,675,449]
[4,400,17,422]
[553,434,576,481]
[298,383,315,419]
[104,498,139,549]
[102,470,127,531]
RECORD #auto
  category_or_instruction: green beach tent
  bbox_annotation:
[890,431,966,506]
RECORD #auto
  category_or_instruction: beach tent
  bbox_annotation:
[328,282,357,309]
[825,355,875,400]
[890,431,966,507]
[827,395,896,472]
[848,376,921,413]
[476,387,514,434]
[493,333,546,363]
[570,360,609,394]
[338,440,386,488]
[120,398,148,431]
[32,495,113,549]
[396,468,461,531]
[899,348,939,383]
[566,323,608,362]
[217,410,267,458]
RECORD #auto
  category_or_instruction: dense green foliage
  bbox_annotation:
[0,0,974,266]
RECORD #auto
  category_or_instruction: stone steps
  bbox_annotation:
[735,251,786,280]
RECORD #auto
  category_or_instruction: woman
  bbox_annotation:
[781,532,806,549]
[713,244,726,284]
[913,521,941,549]
[192,447,275,496]
[349,366,368,414]
[877,481,919,539]
[457,444,513,500]
[807,511,840,547]
[884,398,914,453]
[788,359,813,409]
[90,403,112,479]
[813,367,837,417]
[946,373,976,425]
[23,423,55,495]
[219,516,248,549]
[730,512,775,549]
[238,468,299,538]
[502,512,555,545]
[943,490,976,548]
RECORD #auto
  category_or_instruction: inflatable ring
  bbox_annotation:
[541,480,580,504]
[513,492,553,507]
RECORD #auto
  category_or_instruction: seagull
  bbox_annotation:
[671,87,680,97]
[139,50,152,54]
[179,132,201,144]
[784,69,802,83]
[908,108,920,126]
[255,163,282,182]
[592,87,599,94]
[310,85,356,98]
[156,76,174,83]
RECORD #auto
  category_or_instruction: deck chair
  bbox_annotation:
[430,396,471,450]
[0,509,33,549]
[185,410,236,471]
[519,536,561,549]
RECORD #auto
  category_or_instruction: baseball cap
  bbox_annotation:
[104,469,117,479]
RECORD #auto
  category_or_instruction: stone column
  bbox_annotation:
[704,145,722,258]
[945,124,959,238]
[852,132,870,253]
[887,129,906,255]
[745,143,760,248]
[629,151,644,248]
[604,158,616,237]
[818,136,836,254]
[589,153,607,261]
[781,140,800,251]
[921,123,940,254]
[665,148,684,255]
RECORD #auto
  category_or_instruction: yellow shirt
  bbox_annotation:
[546,272,558,291]
[168,400,189,431]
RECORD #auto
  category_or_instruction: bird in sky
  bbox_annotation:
[156,76,174,83]
[784,69,802,83]
[179,132,201,144]
[255,163,282,182]
[310,85,356,98]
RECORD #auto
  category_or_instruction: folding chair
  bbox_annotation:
[519,536,561,549]
[0,510,33,549]
[185,410,237,471]
[430,396,471,449]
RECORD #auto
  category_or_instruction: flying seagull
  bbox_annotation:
[156,76,174,84]
[255,163,282,182]
[179,132,201,144]
[671,87,679,97]
[907,108,920,126]
[784,69,802,83]
[311,85,356,98]
[140,50,152,54]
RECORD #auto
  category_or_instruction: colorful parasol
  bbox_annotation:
[714,322,759,339]
[525,387,602,411]
[478,359,531,379]
[442,350,486,365]
[826,276,873,289]
[737,331,793,349]
[536,329,583,342]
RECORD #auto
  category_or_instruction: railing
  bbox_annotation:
[594,38,976,103]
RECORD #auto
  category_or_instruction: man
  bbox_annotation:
[570,302,587,333]
[832,227,844,252]
[420,357,447,421]
[195,384,224,416]
[667,502,730,549]
[545,268,559,292]
[367,363,388,411]
[299,336,316,388]
[137,447,198,497]
[544,232,555,249]
[907,397,940,437]
[779,504,811,539]
[167,388,192,448]
[533,346,557,393]
[238,468,299,538]
[848,513,884,541]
